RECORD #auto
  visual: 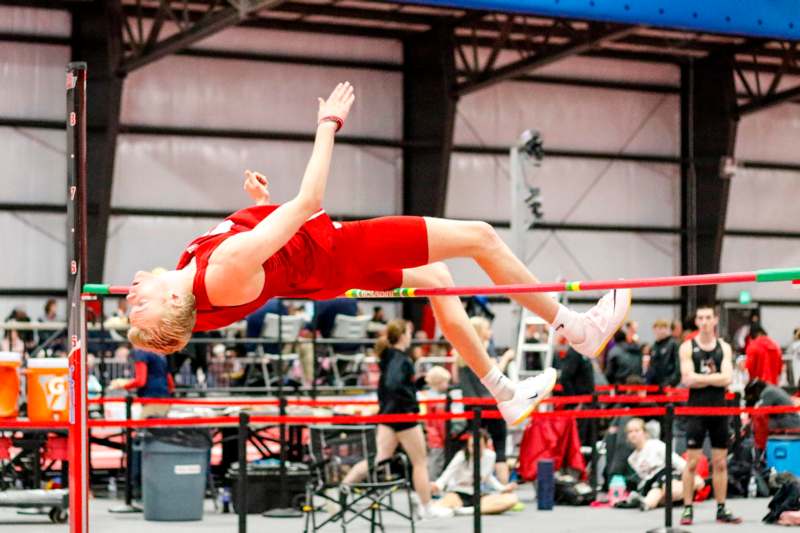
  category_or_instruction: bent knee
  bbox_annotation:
[471,221,503,253]
[426,262,454,286]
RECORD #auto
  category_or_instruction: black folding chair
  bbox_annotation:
[303,425,415,533]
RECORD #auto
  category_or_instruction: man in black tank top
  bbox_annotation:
[678,306,740,525]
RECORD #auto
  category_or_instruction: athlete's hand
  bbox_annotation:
[317,81,355,125]
[243,169,271,206]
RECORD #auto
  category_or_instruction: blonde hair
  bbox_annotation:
[374,319,408,359]
[469,316,491,338]
[425,365,451,386]
[625,417,646,433]
[127,293,197,354]
[652,319,670,329]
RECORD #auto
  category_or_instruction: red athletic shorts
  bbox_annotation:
[307,215,429,299]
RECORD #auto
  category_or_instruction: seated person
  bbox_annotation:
[745,378,800,450]
[431,429,518,515]
[602,376,657,490]
[624,418,704,511]
[244,297,288,354]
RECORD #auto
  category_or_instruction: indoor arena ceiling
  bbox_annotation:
[118,0,800,113]
[4,0,800,111]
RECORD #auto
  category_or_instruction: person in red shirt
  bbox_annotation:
[745,325,783,385]
[124,81,631,426]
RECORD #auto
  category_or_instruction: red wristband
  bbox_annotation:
[318,115,344,132]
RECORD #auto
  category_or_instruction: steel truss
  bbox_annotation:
[736,41,800,115]
[120,0,285,74]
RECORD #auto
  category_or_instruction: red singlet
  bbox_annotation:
[176,205,428,331]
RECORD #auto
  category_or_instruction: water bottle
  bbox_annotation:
[748,475,758,498]
[537,459,555,510]
[609,475,626,505]
[108,476,118,498]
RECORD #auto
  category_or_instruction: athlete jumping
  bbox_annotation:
[125,81,631,425]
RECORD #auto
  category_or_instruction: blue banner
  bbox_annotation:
[403,0,800,40]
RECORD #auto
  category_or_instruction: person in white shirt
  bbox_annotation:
[787,327,800,385]
[430,429,518,515]
[625,418,705,511]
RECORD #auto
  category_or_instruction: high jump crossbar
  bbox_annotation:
[83,267,800,299]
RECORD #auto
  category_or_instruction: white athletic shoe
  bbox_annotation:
[497,367,557,426]
[454,506,475,516]
[419,503,454,520]
[567,288,632,357]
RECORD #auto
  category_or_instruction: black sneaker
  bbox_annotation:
[680,506,693,526]
[716,507,742,524]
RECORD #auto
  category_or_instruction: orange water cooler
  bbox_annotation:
[26,358,69,421]
[0,352,22,418]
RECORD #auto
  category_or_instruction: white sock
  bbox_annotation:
[552,304,585,344]
[480,366,515,402]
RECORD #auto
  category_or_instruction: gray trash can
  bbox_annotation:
[141,428,211,521]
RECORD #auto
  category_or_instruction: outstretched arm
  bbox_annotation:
[212,82,355,273]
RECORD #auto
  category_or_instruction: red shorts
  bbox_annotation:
[304,215,429,299]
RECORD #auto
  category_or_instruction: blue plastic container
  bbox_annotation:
[766,436,800,477]
[537,459,554,510]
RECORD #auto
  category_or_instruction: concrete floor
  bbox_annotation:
[0,491,778,532]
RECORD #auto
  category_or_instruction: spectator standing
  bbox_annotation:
[647,319,681,388]
[342,319,452,520]
[787,327,800,385]
[605,330,643,386]
[423,365,452,479]
[110,348,175,418]
[745,325,783,385]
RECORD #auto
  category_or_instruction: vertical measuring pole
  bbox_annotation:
[66,61,89,533]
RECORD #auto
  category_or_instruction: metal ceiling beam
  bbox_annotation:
[120,4,413,40]
[270,2,447,26]
[455,22,639,96]
[119,0,285,74]
[736,42,800,115]
[0,31,70,45]
[242,16,410,39]
[739,84,800,115]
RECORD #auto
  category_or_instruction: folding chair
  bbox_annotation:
[329,315,371,387]
[257,313,305,390]
[303,425,415,533]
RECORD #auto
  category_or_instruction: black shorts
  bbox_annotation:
[481,416,508,463]
[685,415,730,449]
[454,491,477,506]
[639,468,681,495]
[380,422,419,432]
